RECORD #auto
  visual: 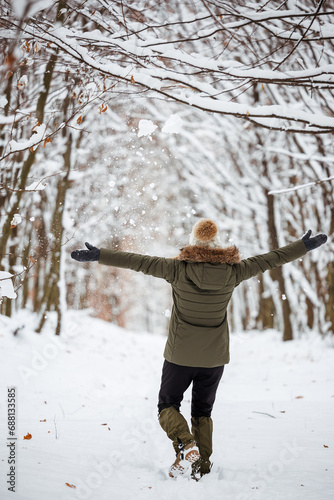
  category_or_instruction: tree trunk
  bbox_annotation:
[266,190,293,341]
[256,274,275,329]
[36,134,72,334]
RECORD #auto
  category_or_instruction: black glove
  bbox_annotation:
[302,230,327,252]
[71,242,100,262]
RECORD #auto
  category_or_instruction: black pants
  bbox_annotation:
[158,360,224,418]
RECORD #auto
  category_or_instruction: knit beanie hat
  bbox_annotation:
[189,218,222,248]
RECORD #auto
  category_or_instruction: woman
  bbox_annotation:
[71,219,327,480]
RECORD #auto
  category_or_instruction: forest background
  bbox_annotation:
[0,0,333,340]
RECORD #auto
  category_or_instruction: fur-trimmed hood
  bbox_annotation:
[176,245,241,264]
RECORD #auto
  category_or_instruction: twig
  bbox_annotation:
[120,0,129,40]
[54,415,58,439]
[274,0,325,70]
[252,411,276,419]
[0,165,87,193]
[269,175,334,195]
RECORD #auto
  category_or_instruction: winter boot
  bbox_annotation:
[191,416,213,479]
[159,406,200,477]
[169,440,201,478]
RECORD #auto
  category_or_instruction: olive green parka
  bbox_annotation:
[99,239,306,368]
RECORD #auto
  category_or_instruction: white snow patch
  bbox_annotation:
[9,123,46,152]
[162,114,184,134]
[0,272,17,300]
[17,74,28,91]
[0,96,8,108]
[137,119,157,138]
[11,213,22,227]
[25,181,47,191]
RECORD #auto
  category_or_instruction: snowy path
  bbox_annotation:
[0,310,333,500]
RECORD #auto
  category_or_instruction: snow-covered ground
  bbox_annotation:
[0,310,333,500]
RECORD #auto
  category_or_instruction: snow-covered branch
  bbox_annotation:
[11,22,334,134]
[2,0,333,134]
[269,175,334,195]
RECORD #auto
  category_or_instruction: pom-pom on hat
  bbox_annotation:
[189,219,222,248]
